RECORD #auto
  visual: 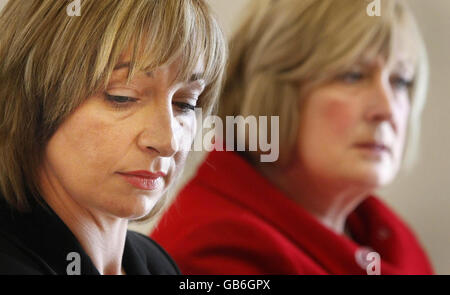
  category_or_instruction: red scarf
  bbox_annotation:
[152,150,434,274]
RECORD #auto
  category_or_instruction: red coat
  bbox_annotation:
[151,150,434,274]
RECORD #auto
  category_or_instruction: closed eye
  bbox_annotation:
[339,71,364,83]
[105,94,138,110]
[173,101,196,113]
[105,93,197,113]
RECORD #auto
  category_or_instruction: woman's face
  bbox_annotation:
[296,51,416,190]
[40,54,205,220]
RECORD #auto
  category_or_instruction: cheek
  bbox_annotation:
[398,99,411,133]
[173,114,197,152]
[297,92,362,176]
[301,95,358,147]
[393,98,411,154]
[321,99,358,136]
[48,109,130,180]
[160,114,196,186]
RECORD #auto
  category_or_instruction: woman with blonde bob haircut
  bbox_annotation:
[153,0,434,274]
[0,0,226,275]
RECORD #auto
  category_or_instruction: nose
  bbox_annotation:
[137,98,179,158]
[365,72,397,132]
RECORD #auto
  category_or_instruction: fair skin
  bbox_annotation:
[261,49,416,235]
[39,52,205,275]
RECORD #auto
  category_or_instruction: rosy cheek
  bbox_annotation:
[321,98,356,137]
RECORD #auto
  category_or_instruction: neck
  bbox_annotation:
[258,163,371,235]
[39,169,128,275]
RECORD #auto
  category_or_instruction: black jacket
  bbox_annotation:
[0,198,180,275]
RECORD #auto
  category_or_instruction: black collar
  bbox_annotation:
[0,199,151,275]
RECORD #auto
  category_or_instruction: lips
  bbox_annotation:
[354,142,391,154]
[117,170,166,190]
[120,170,166,178]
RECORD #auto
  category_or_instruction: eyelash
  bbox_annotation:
[173,102,196,113]
[105,94,196,113]
[105,94,137,110]
[340,71,364,83]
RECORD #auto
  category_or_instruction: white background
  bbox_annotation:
[1,0,449,274]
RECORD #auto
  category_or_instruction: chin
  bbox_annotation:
[354,168,396,189]
[104,194,160,220]
[340,161,396,189]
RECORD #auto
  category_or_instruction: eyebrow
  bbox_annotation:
[113,62,204,82]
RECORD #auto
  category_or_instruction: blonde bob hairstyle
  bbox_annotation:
[220,0,428,169]
[0,0,227,213]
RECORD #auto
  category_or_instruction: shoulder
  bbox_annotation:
[153,212,305,274]
[0,231,52,274]
[126,230,181,275]
[186,213,297,251]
